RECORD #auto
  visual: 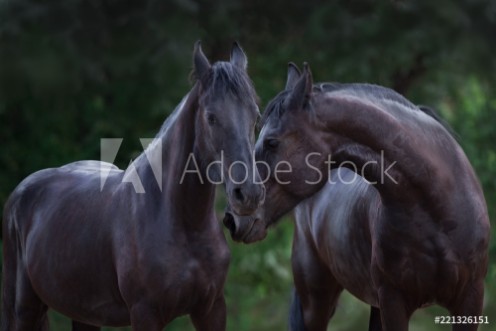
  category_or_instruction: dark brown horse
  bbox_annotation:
[224,63,490,331]
[1,42,265,331]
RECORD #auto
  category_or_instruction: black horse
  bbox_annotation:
[224,63,490,331]
[2,42,265,331]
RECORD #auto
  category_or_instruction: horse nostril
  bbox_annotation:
[233,187,245,203]
[223,212,237,236]
[259,186,266,204]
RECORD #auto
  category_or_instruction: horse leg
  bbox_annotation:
[190,295,226,331]
[1,230,17,331]
[72,321,100,331]
[368,306,383,331]
[1,229,48,331]
[292,276,343,331]
[449,280,485,331]
[129,303,165,331]
[12,267,49,331]
[377,285,412,331]
[291,236,343,331]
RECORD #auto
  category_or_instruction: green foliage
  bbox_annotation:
[1,0,495,330]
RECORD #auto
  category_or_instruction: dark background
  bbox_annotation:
[0,0,495,330]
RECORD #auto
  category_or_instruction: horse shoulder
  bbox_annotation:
[293,170,380,305]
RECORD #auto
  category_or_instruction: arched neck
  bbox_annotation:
[132,83,216,223]
[313,91,456,211]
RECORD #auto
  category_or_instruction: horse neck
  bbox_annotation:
[314,91,457,210]
[135,84,216,227]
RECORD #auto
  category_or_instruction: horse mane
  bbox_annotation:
[261,83,416,127]
[132,61,260,180]
[156,61,258,139]
[260,89,291,128]
[261,82,457,140]
[317,83,416,109]
[192,61,258,103]
[417,105,458,140]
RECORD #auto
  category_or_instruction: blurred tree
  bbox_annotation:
[1,0,495,330]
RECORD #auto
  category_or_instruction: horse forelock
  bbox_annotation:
[203,62,258,104]
[260,90,290,128]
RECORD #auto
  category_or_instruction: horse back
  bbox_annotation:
[5,161,122,236]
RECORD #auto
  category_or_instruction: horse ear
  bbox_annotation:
[193,40,211,85]
[285,62,301,90]
[288,62,313,109]
[230,41,248,70]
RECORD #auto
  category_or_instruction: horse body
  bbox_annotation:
[315,86,490,310]
[225,63,490,331]
[5,165,129,326]
[2,42,263,331]
[3,94,228,329]
[292,164,488,326]
[306,85,489,330]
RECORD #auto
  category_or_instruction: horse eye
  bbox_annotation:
[264,138,279,150]
[207,113,216,125]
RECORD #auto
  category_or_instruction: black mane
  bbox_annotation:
[261,82,456,139]
[260,89,290,127]
[197,61,258,101]
[316,82,416,109]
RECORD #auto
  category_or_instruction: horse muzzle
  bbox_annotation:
[223,210,267,244]
[226,182,265,216]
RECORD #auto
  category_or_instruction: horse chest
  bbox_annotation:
[171,243,229,292]
[118,231,230,314]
